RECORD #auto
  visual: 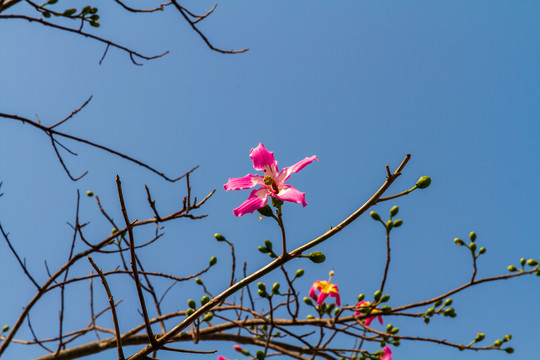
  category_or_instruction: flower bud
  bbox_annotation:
[469,232,477,242]
[112,228,119,234]
[195,278,203,285]
[257,282,266,291]
[303,297,313,306]
[504,334,512,341]
[295,269,304,278]
[381,305,392,313]
[475,333,485,342]
[257,204,274,217]
[454,238,464,246]
[214,233,226,242]
[505,347,514,354]
[434,299,443,307]
[2,325,8,332]
[308,251,326,263]
[203,313,214,322]
[264,239,273,251]
[186,308,194,316]
[271,282,280,294]
[493,339,503,347]
[520,258,526,266]
[256,350,265,360]
[393,219,403,227]
[209,256,217,266]
[200,296,210,306]
[63,8,77,17]
[425,307,435,316]
[444,298,453,306]
[416,176,431,189]
[271,197,284,208]
[469,243,476,251]
[478,247,486,254]
[386,220,393,230]
[258,246,269,253]
[390,206,399,217]
[370,211,381,221]
[527,259,538,266]
[386,324,393,332]
[233,345,244,353]
[443,308,455,316]
[380,294,390,303]
[507,265,518,272]
[423,317,430,324]
[390,327,399,334]
[307,314,315,319]
[373,290,382,302]
[258,289,266,298]
[86,190,94,197]
[357,294,365,302]
[187,299,196,309]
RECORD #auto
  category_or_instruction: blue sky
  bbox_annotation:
[0,1,539,359]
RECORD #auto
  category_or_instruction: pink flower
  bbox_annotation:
[233,345,243,353]
[217,356,228,360]
[381,346,392,360]
[355,301,383,326]
[224,143,318,216]
[309,280,341,306]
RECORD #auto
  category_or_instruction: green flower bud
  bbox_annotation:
[264,239,273,251]
[306,314,315,319]
[416,176,431,189]
[370,211,381,221]
[444,298,453,306]
[393,219,403,227]
[536,270,540,276]
[478,247,486,254]
[390,327,399,334]
[443,307,454,316]
[111,228,118,234]
[89,21,100,27]
[434,299,443,307]
[381,305,392,313]
[520,258,526,266]
[257,282,266,291]
[308,251,326,263]
[2,325,8,332]
[295,269,304,278]
[214,233,226,241]
[393,339,400,347]
[326,303,336,314]
[469,243,477,251]
[508,265,518,272]
[258,289,266,298]
[63,8,77,17]
[42,11,51,18]
[200,296,210,306]
[425,307,435,316]
[258,246,269,253]
[203,313,214,322]
[493,339,503,347]
[209,256,217,266]
[186,308,194,316]
[90,14,100,21]
[271,197,283,208]
[334,307,340,316]
[257,204,274,217]
[475,333,485,342]
[423,317,430,324]
[357,294,365,302]
[187,299,196,309]
[48,0,58,4]
[256,350,265,360]
[454,238,464,246]
[303,297,313,306]
[386,324,393,332]
[526,259,538,266]
[90,7,98,14]
[389,206,399,217]
[374,290,382,302]
[469,232,477,242]
[386,220,394,230]
[504,334,512,341]
[505,347,514,354]
[195,278,203,285]
[86,190,94,197]
[271,282,280,294]
[380,294,390,303]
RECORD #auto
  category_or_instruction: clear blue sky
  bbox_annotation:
[0,1,539,360]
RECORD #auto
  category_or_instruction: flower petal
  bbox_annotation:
[309,283,319,301]
[381,346,392,360]
[232,188,268,216]
[330,286,341,306]
[250,143,279,178]
[278,155,318,183]
[274,185,307,206]
[224,174,264,191]
[317,292,329,306]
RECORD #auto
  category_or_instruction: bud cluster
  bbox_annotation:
[423,298,455,324]
[453,231,486,259]
[508,257,540,274]
[258,239,278,258]
[370,205,404,232]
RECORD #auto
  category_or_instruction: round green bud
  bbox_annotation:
[373,290,382,302]
[390,206,399,217]
[520,258,526,266]
[111,228,118,234]
[209,256,217,266]
[424,317,430,324]
[478,247,486,254]
[469,243,477,251]
[63,8,77,17]
[187,299,196,309]
[393,339,400,346]
[257,204,274,217]
[357,293,365,302]
[256,350,265,360]
[308,251,326,264]
[295,269,304,278]
[306,314,315,319]
[505,347,514,354]
[257,282,266,291]
[386,220,394,230]
[454,238,464,246]
[48,0,58,4]
[380,294,390,303]
[200,296,210,306]
[43,11,51,18]
[370,211,381,221]
[425,307,435,316]
[386,324,393,332]
[493,339,503,347]
[475,333,485,342]
[203,313,214,322]
[195,278,203,285]
[303,297,313,306]
[536,270,540,276]
[443,308,454,316]
[444,298,453,306]
[89,21,100,27]
[258,246,269,253]
[90,7,98,14]
[504,334,512,341]
[507,265,518,272]
[326,303,336,313]
[416,176,431,189]
[257,289,266,298]
[434,299,443,307]
[186,308,194,316]
[271,282,280,294]
[264,239,273,251]
[526,259,538,266]
[214,233,226,241]
[86,190,94,197]
[393,219,403,227]
[469,232,477,242]
[2,325,8,332]
[390,327,399,334]
[381,305,392,313]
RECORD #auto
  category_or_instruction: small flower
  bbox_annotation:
[354,301,383,326]
[233,345,244,353]
[309,272,340,306]
[381,346,392,360]
[224,143,318,216]
[217,356,228,360]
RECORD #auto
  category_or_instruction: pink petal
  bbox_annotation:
[250,143,279,178]
[331,290,341,307]
[377,315,383,325]
[278,155,318,183]
[317,292,329,306]
[309,285,318,301]
[224,174,264,191]
[365,316,374,326]
[274,185,307,206]
[381,346,392,360]
[233,345,243,353]
[232,188,268,216]
[218,356,228,360]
